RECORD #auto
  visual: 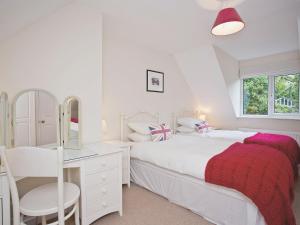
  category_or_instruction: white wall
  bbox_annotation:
[298,17,300,50]
[214,46,240,117]
[239,50,300,76]
[102,36,196,140]
[0,3,103,143]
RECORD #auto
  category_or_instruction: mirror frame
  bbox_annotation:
[11,89,61,148]
[63,96,82,150]
[0,92,9,147]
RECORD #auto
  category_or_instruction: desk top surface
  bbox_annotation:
[64,142,122,162]
[0,142,122,173]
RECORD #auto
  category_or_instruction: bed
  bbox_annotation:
[173,110,300,145]
[121,112,267,225]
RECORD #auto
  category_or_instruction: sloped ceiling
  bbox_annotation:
[174,46,239,128]
[0,0,299,60]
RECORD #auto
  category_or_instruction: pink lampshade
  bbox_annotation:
[212,7,245,36]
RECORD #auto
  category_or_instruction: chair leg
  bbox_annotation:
[75,202,80,225]
[42,216,47,225]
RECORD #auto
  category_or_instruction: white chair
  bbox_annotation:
[0,146,80,225]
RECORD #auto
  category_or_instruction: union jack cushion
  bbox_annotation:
[149,124,172,142]
[195,121,209,133]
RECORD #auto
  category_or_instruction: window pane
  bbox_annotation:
[274,74,299,113]
[243,76,268,115]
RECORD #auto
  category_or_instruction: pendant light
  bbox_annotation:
[211,7,245,36]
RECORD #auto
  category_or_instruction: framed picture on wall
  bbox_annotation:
[146,70,164,93]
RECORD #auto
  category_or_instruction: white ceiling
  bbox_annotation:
[0,0,299,60]
[0,0,73,41]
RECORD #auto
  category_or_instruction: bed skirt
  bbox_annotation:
[130,159,266,225]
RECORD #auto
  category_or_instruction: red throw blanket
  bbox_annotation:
[244,133,300,177]
[205,142,295,225]
[71,117,79,123]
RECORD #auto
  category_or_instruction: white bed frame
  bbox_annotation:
[172,110,197,132]
[121,111,266,225]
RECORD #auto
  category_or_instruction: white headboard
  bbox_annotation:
[172,110,198,131]
[120,112,159,141]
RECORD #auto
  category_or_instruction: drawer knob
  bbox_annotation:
[101,175,107,181]
[101,162,107,167]
[102,202,108,208]
[101,188,107,194]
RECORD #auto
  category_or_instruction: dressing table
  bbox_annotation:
[0,90,124,225]
[64,143,123,225]
[0,142,123,225]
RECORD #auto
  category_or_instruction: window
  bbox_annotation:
[274,74,299,114]
[242,73,300,118]
[243,76,268,115]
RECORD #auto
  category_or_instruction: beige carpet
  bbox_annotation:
[92,184,213,225]
[66,181,300,225]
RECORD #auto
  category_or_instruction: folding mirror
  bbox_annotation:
[63,96,81,149]
[0,92,9,146]
[12,90,60,147]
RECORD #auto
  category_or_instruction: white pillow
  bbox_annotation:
[128,122,155,135]
[128,132,152,142]
[177,117,204,128]
[176,126,195,133]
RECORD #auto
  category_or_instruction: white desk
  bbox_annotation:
[0,172,10,225]
[1,142,123,225]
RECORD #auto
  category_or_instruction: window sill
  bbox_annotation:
[237,115,300,120]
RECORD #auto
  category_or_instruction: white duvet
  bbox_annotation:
[181,130,257,141]
[130,135,236,179]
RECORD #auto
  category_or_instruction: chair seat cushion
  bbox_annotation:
[20,182,80,216]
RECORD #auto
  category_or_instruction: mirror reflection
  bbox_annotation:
[0,92,9,146]
[13,90,59,147]
[63,97,81,149]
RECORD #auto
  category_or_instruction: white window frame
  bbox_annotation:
[240,71,300,120]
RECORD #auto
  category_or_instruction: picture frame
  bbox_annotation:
[146,70,164,93]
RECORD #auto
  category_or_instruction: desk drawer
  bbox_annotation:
[85,154,118,175]
[85,169,117,187]
[86,180,118,218]
[122,156,128,168]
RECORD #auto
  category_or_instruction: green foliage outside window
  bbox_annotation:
[243,76,268,115]
[274,74,299,113]
[242,73,300,116]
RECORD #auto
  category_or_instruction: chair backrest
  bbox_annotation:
[0,146,64,225]
[3,146,62,177]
